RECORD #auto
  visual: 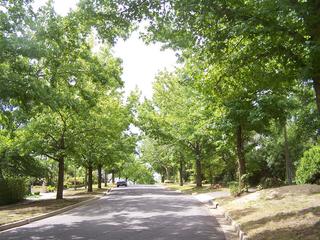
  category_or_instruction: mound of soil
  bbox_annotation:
[233,184,320,204]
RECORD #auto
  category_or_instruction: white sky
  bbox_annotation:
[112,31,177,99]
[34,0,178,99]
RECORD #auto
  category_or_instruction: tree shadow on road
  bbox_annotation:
[0,187,227,240]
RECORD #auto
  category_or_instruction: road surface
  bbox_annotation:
[0,185,226,240]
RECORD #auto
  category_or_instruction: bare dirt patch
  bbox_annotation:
[165,183,228,194]
[217,184,320,240]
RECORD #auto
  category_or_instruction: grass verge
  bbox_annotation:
[217,184,320,240]
[0,186,111,226]
[0,197,90,226]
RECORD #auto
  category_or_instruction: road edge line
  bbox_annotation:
[208,200,248,240]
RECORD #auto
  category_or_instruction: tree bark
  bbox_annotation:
[236,125,246,188]
[88,163,93,192]
[165,167,169,180]
[111,170,115,184]
[97,164,102,189]
[0,166,4,182]
[104,170,108,187]
[56,157,64,199]
[209,165,214,186]
[195,144,202,187]
[84,168,88,189]
[74,166,77,190]
[284,123,293,184]
[161,174,165,183]
[179,154,184,186]
[313,77,320,115]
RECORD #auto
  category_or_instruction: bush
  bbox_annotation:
[260,177,284,189]
[46,185,56,192]
[0,177,28,205]
[228,181,241,197]
[296,146,320,184]
[202,180,209,184]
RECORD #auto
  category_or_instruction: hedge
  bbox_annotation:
[0,177,28,205]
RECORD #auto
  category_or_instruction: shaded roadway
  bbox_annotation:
[0,185,226,240]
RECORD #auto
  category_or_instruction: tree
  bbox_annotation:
[138,70,219,187]
[128,0,319,116]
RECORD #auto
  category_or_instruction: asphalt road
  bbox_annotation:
[0,185,226,240]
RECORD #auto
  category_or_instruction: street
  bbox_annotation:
[0,185,226,240]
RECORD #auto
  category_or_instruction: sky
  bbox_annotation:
[34,0,178,99]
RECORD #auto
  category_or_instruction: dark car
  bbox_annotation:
[116,180,127,187]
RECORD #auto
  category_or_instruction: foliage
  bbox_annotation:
[0,177,28,205]
[296,146,320,184]
[122,155,155,184]
[46,185,56,193]
[228,181,241,197]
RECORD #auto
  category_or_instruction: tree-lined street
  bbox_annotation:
[0,186,226,240]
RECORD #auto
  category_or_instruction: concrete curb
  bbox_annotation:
[163,185,247,239]
[211,201,248,240]
[0,188,112,232]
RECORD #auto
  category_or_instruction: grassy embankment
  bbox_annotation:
[217,184,320,240]
[0,185,112,226]
[165,183,320,240]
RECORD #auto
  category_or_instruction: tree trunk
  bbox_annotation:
[84,168,87,189]
[236,125,246,188]
[313,77,320,115]
[209,165,214,186]
[195,145,202,187]
[165,167,169,180]
[74,166,77,190]
[284,123,293,184]
[56,157,64,199]
[111,170,115,184]
[0,166,4,182]
[97,164,102,189]
[88,163,93,192]
[161,174,165,183]
[104,170,108,187]
[313,77,320,138]
[179,154,184,186]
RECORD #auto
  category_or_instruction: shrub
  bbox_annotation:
[260,177,284,189]
[202,180,209,184]
[228,181,241,197]
[0,177,28,205]
[46,185,56,192]
[256,184,263,191]
[296,146,320,184]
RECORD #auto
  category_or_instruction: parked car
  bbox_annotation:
[116,180,127,187]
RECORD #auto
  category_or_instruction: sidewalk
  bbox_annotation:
[192,190,230,204]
